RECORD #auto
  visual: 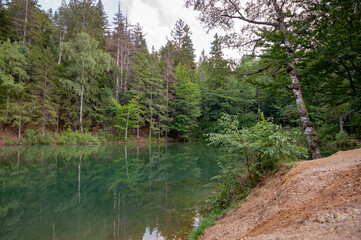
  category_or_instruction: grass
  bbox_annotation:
[189,206,235,240]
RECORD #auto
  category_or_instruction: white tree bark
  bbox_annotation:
[271,0,322,159]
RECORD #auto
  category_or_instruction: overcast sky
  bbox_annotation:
[38,0,231,59]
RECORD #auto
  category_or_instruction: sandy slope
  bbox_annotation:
[200,148,361,240]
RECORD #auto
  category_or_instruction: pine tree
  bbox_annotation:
[0,40,29,137]
[28,46,58,135]
[58,0,108,46]
[8,0,42,47]
[0,0,13,41]
[170,19,196,70]
[108,3,133,103]
[173,64,201,139]
[207,33,230,89]
[129,48,150,138]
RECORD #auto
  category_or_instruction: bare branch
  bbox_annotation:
[226,0,277,27]
[235,65,271,76]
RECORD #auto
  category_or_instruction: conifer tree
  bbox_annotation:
[170,19,196,70]
[108,3,133,103]
[28,46,58,135]
[8,0,42,47]
[0,0,13,41]
[0,40,29,137]
[173,64,201,139]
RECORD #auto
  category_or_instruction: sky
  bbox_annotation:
[37,0,234,59]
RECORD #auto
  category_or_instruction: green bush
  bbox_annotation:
[207,113,308,210]
[97,129,116,143]
[333,131,358,149]
[318,124,339,142]
[189,208,229,240]
[58,129,100,145]
[3,136,21,145]
[22,129,38,145]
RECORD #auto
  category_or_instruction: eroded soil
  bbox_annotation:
[200,148,361,240]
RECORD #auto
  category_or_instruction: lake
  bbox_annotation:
[0,143,220,240]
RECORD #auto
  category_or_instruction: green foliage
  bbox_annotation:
[207,113,308,209]
[22,129,38,145]
[62,32,111,132]
[189,207,229,240]
[173,64,201,139]
[57,129,100,145]
[111,98,141,141]
[208,161,252,209]
[0,40,28,126]
[333,132,358,149]
[19,129,55,145]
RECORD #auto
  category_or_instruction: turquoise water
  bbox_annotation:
[0,143,220,240]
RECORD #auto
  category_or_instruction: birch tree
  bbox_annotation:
[62,32,111,133]
[186,0,322,159]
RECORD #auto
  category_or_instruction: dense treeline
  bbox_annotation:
[0,0,360,155]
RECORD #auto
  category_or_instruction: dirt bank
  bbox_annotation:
[200,148,361,240]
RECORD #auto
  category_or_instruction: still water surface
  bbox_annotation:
[0,143,220,240]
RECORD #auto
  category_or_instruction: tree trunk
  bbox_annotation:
[116,33,120,102]
[80,61,85,134]
[56,111,59,133]
[271,0,322,159]
[58,33,64,64]
[42,66,48,136]
[6,87,10,122]
[339,112,344,133]
[158,120,161,139]
[18,98,22,139]
[23,0,28,44]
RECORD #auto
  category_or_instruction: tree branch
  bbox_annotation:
[224,0,277,27]
[235,65,271,76]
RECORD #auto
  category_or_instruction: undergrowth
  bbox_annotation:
[189,113,308,239]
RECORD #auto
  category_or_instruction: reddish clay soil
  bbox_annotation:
[200,148,361,240]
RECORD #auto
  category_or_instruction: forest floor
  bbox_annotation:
[199,148,361,240]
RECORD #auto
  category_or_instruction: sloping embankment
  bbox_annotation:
[200,148,361,240]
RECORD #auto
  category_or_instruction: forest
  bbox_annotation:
[0,0,360,157]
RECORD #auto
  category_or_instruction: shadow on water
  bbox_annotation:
[0,143,220,240]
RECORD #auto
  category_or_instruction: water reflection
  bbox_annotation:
[0,143,219,240]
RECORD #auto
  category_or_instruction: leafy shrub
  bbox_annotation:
[3,136,21,145]
[208,161,251,209]
[97,129,116,143]
[333,131,358,149]
[207,113,308,209]
[318,124,339,142]
[22,129,38,145]
[58,129,100,145]
[38,131,55,145]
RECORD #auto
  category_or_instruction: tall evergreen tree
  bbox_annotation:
[173,64,201,139]
[170,19,196,70]
[57,0,108,47]
[8,0,42,46]
[28,46,58,135]
[0,0,13,41]
[0,40,29,137]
